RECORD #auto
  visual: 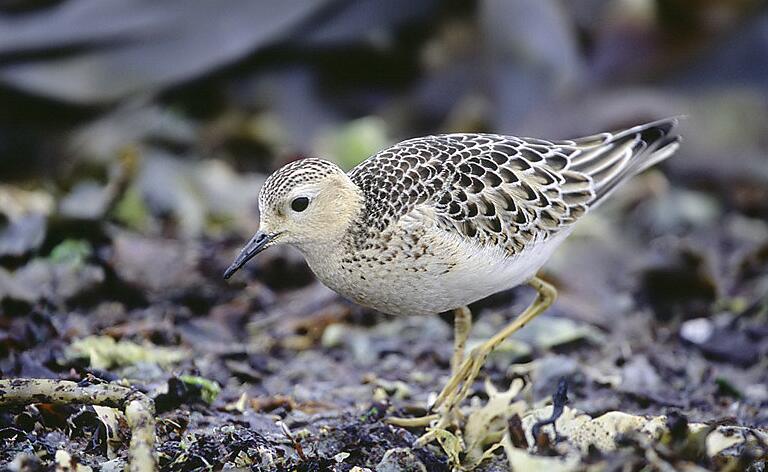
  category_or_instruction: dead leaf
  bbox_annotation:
[502,435,579,472]
[463,378,526,468]
[69,335,188,369]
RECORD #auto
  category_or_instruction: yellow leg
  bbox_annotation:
[418,277,557,442]
[387,306,473,428]
[451,306,472,376]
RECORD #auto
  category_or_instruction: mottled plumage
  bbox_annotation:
[347,119,679,255]
[229,118,681,316]
[259,157,345,209]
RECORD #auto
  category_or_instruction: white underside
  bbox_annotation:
[409,230,569,314]
[304,221,571,316]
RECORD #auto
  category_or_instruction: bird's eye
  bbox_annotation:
[291,196,310,212]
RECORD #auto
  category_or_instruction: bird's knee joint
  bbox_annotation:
[538,283,557,304]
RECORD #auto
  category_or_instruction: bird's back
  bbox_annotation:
[347,118,681,257]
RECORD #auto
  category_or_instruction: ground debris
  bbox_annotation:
[0,214,46,259]
[0,379,156,472]
[67,335,188,370]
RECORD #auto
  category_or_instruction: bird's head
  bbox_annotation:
[224,158,362,279]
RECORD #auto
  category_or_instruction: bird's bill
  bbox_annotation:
[223,231,275,279]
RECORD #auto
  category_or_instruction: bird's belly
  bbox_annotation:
[309,232,568,316]
[341,261,518,316]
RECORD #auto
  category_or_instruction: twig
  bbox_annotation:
[277,420,307,461]
[0,379,156,472]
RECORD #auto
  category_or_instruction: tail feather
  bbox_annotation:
[568,117,682,207]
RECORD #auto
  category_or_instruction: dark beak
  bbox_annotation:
[223,231,274,279]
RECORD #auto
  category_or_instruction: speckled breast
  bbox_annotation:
[301,224,566,316]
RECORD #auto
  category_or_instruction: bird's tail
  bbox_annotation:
[568,117,682,208]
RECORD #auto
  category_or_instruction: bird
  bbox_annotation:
[223,117,681,437]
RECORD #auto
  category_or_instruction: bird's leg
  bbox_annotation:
[418,277,557,442]
[441,305,473,427]
[386,306,473,428]
[451,306,472,376]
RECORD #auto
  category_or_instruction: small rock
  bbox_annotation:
[680,317,760,366]
[680,318,713,344]
[620,355,662,394]
[376,447,427,472]
[530,355,580,400]
[744,383,768,403]
[511,315,605,349]
[111,231,202,293]
[321,323,347,348]
[99,459,126,472]
[698,328,760,367]
[59,181,111,220]
[643,189,721,232]
[0,213,46,258]
[334,452,350,463]
[0,258,104,304]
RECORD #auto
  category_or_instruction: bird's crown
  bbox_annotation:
[259,158,345,208]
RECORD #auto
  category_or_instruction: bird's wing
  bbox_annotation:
[348,118,681,255]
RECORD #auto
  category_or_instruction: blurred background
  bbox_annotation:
[1,0,767,469]
[1,0,767,231]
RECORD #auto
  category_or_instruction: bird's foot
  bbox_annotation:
[411,346,487,446]
[413,408,462,447]
[432,346,488,417]
[386,348,487,448]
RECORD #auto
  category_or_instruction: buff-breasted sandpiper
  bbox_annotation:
[224,117,681,439]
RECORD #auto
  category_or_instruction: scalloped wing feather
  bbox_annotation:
[348,118,680,256]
